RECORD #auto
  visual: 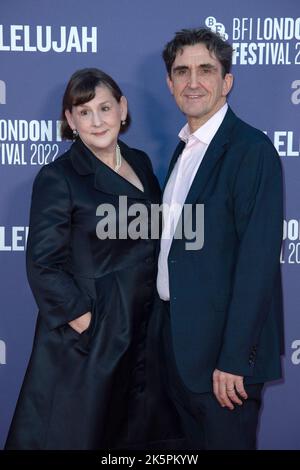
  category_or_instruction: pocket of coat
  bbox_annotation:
[65,310,93,333]
[63,323,82,340]
[63,307,95,345]
[73,300,99,354]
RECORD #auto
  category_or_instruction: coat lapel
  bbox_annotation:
[70,138,95,176]
[70,139,150,200]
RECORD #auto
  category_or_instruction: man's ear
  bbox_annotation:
[166,74,174,95]
[222,73,234,97]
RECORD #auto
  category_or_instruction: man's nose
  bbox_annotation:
[188,69,199,88]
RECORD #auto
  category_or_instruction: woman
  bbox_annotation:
[5,68,179,449]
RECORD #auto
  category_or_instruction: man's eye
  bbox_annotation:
[80,110,88,116]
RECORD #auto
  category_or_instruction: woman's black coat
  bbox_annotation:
[5,140,182,449]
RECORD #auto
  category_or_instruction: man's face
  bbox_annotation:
[167,43,233,132]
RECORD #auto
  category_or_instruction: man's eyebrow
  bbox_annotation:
[172,65,189,72]
[172,63,218,72]
[199,63,217,70]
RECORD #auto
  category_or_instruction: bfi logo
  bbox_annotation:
[205,16,229,40]
[0,80,6,104]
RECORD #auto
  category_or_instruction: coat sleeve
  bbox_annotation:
[26,163,92,330]
[216,138,283,376]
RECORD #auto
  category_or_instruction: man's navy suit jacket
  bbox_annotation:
[165,106,284,393]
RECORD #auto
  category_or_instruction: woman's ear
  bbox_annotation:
[120,96,128,122]
[65,109,75,130]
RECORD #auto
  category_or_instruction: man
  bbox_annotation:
[157,27,284,450]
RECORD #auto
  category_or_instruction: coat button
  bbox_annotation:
[134,360,145,371]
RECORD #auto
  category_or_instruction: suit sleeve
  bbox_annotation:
[26,163,92,330]
[216,138,283,376]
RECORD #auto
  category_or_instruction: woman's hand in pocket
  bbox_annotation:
[68,311,92,334]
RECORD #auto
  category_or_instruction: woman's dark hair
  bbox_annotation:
[162,27,233,78]
[60,68,131,140]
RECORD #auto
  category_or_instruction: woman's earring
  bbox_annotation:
[72,129,79,139]
[121,120,126,126]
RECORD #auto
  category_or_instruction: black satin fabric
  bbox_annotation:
[5,139,184,450]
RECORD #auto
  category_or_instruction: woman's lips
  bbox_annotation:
[92,130,108,136]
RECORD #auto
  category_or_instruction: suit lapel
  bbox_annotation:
[185,108,237,205]
[164,107,238,206]
[184,136,229,206]
[162,140,185,192]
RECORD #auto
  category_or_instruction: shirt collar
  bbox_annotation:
[178,103,228,146]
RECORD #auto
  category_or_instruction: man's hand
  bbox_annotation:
[68,311,92,334]
[212,369,248,410]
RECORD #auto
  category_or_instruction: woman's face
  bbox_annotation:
[65,85,127,156]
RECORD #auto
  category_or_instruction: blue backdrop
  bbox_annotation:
[0,0,299,450]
